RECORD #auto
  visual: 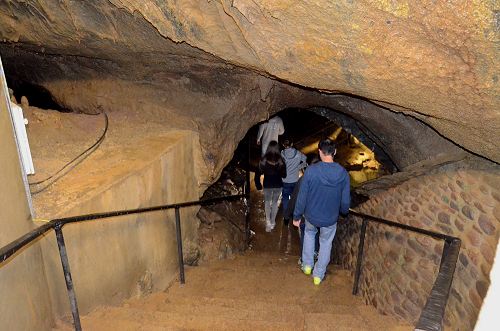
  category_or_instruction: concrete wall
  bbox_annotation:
[334,168,499,330]
[0,64,54,330]
[38,131,201,317]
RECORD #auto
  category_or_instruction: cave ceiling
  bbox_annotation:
[0,0,498,163]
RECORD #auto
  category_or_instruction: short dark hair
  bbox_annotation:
[318,138,336,156]
[282,139,292,148]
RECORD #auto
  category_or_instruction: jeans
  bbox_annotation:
[299,222,320,258]
[281,182,296,217]
[302,220,337,280]
[263,188,281,228]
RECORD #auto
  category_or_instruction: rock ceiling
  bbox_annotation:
[0,0,498,163]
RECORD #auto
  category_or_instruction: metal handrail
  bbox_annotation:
[0,193,248,331]
[1,197,460,331]
[0,194,245,263]
[348,209,461,331]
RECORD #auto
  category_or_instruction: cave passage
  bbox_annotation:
[204,107,392,254]
[231,107,390,189]
[7,80,69,112]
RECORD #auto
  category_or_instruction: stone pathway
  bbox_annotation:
[55,252,410,330]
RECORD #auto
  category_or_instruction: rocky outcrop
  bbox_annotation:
[0,1,498,164]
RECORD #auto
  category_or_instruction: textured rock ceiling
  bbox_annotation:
[0,0,498,163]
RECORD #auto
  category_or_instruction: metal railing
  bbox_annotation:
[0,193,250,331]
[1,186,459,331]
[348,209,461,331]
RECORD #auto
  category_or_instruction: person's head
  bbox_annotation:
[265,140,280,157]
[282,139,293,149]
[318,138,336,162]
[263,140,283,165]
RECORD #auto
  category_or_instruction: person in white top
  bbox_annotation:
[256,116,285,156]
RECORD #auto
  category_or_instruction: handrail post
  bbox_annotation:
[244,196,251,247]
[245,135,251,247]
[352,218,368,295]
[54,224,82,331]
[174,207,185,284]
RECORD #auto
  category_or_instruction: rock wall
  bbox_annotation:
[37,131,201,317]
[335,167,500,330]
[0,43,466,184]
[0,0,498,162]
[0,70,53,331]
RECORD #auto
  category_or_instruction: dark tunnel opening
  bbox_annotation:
[204,107,397,207]
[7,79,70,112]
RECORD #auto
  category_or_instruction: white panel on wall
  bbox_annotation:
[10,102,35,175]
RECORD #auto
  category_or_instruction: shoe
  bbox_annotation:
[302,265,312,275]
[297,258,302,266]
[265,226,271,233]
[313,277,321,285]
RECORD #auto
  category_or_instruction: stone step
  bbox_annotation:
[126,294,305,324]
[166,266,359,307]
[55,305,409,331]
[54,251,411,331]
[80,307,302,331]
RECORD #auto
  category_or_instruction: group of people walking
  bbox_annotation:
[255,116,351,285]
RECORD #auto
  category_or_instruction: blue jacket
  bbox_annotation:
[293,162,350,227]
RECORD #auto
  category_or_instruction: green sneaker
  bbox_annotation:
[313,277,321,285]
[302,265,312,275]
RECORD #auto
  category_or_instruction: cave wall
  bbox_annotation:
[0,0,498,162]
[0,65,53,330]
[0,43,467,184]
[38,131,201,317]
[335,168,500,330]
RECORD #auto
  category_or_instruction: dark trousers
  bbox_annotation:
[281,182,296,218]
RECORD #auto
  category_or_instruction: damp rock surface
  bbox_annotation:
[0,0,498,165]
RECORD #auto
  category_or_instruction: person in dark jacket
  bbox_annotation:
[257,141,287,232]
[293,139,350,285]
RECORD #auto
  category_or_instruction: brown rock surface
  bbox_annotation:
[0,0,498,165]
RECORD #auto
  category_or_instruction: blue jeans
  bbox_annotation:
[299,222,319,257]
[302,220,337,280]
[281,182,296,217]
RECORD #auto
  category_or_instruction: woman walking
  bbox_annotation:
[258,141,287,232]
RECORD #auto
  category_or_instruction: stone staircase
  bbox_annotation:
[55,252,410,330]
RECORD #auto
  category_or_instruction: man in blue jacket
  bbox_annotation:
[293,139,350,285]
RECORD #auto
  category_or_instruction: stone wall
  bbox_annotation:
[335,168,499,330]
[37,131,201,317]
[0,66,53,330]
